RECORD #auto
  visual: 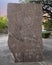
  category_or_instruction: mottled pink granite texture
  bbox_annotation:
[7,3,43,62]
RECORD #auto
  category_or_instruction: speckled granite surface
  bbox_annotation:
[7,3,43,62]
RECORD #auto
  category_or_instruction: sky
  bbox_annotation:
[0,0,19,16]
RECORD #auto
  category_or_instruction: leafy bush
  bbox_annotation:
[43,20,52,31]
[42,31,50,38]
[0,16,8,30]
[30,0,41,3]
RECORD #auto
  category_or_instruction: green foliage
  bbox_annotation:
[29,0,42,3]
[19,0,42,3]
[19,0,30,3]
[42,31,50,38]
[0,16,8,30]
[43,20,52,31]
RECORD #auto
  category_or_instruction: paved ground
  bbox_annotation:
[0,34,52,65]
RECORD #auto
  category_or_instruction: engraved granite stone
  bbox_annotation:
[7,3,43,62]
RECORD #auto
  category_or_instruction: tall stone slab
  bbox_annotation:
[7,3,43,62]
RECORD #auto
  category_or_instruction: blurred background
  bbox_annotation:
[0,0,52,38]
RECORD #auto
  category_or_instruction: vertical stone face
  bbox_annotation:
[7,3,43,62]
